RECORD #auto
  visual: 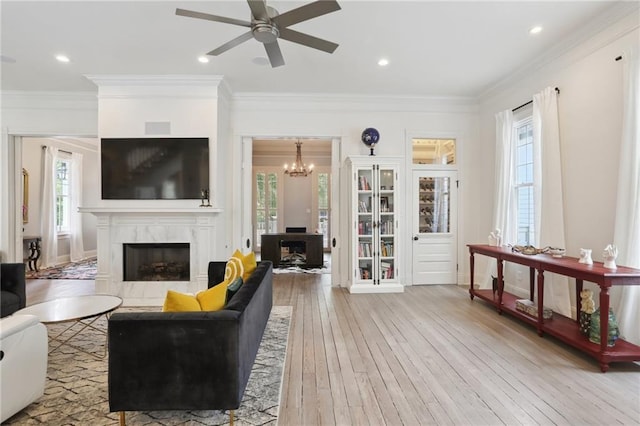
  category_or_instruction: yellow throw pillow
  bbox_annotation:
[225,249,257,282]
[224,249,245,282]
[242,251,257,281]
[196,281,228,311]
[162,290,201,312]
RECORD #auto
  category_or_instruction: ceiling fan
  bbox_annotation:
[176,0,341,68]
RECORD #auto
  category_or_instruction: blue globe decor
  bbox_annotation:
[361,128,380,156]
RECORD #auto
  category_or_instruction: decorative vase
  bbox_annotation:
[588,307,620,346]
[579,312,591,336]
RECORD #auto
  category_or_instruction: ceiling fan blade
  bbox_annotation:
[247,0,269,21]
[272,0,341,28]
[264,41,285,67]
[176,8,251,28]
[278,28,338,54]
[207,31,254,56]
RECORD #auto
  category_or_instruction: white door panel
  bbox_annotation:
[412,170,457,285]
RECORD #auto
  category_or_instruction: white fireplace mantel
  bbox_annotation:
[79,207,222,214]
[80,207,222,306]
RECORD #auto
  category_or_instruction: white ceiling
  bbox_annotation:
[1,1,632,98]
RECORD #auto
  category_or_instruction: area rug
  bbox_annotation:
[26,257,97,280]
[4,305,292,425]
[272,265,331,274]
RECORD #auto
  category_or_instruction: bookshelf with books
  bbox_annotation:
[346,156,403,293]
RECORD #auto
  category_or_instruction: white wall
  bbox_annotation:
[473,14,639,297]
[231,95,478,285]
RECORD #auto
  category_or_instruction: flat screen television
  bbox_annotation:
[101,137,209,200]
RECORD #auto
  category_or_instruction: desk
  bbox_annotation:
[23,236,41,272]
[261,233,324,268]
[468,244,640,372]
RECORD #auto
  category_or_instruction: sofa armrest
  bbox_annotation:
[1,263,26,308]
[108,310,245,412]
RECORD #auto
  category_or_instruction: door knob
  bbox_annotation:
[332,238,336,248]
[413,236,419,241]
[246,238,251,248]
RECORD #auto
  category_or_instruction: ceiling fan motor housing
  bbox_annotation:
[253,23,279,44]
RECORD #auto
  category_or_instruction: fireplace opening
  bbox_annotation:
[123,243,190,281]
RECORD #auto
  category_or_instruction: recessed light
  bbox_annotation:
[55,55,70,63]
[529,26,543,35]
[378,58,389,66]
[198,56,209,63]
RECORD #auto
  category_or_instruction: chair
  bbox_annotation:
[0,314,48,422]
[284,227,306,254]
[1,263,26,318]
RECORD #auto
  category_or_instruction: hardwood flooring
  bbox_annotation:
[26,274,640,425]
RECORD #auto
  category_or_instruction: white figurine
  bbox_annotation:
[579,248,593,265]
[603,244,618,269]
[488,228,502,247]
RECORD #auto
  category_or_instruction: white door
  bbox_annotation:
[412,170,458,285]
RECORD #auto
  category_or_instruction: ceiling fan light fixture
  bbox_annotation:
[284,141,314,177]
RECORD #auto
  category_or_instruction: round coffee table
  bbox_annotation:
[16,295,122,358]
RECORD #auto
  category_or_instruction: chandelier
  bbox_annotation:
[284,141,314,177]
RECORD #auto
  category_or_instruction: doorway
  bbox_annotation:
[242,136,341,285]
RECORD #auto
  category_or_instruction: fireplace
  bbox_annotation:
[123,243,190,281]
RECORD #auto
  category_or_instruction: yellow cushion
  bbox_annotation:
[224,249,245,282]
[196,280,228,311]
[162,290,201,312]
[162,281,229,312]
[242,251,257,281]
[225,250,257,282]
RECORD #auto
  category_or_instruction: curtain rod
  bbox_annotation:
[41,145,72,155]
[512,87,560,113]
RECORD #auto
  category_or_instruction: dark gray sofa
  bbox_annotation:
[1,263,26,318]
[108,260,273,424]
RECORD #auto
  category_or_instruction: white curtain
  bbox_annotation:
[533,87,572,317]
[69,152,85,262]
[612,46,640,345]
[40,146,58,268]
[483,110,517,288]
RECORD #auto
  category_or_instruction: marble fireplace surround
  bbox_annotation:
[80,207,221,306]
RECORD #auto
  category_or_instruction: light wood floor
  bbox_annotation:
[26,275,640,425]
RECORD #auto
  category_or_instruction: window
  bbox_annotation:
[317,172,330,248]
[255,171,278,248]
[514,118,534,245]
[55,158,71,234]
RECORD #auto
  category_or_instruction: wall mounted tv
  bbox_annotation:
[101,137,209,200]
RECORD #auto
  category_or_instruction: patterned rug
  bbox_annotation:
[4,306,292,425]
[26,257,97,280]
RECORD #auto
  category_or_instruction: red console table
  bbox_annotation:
[468,244,640,372]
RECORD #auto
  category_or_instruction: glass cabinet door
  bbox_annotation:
[378,167,395,280]
[357,168,373,281]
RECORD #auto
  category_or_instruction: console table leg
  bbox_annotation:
[469,252,475,300]
[529,267,535,301]
[600,362,610,373]
[537,268,545,337]
[599,286,611,361]
[497,259,504,314]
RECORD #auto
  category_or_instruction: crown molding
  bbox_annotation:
[478,1,639,100]
[232,92,478,114]
[84,74,226,87]
[0,90,98,110]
